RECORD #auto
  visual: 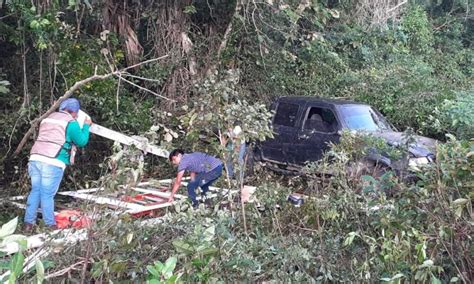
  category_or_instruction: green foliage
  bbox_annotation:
[182,70,274,149]
[56,39,154,132]
[97,142,145,192]
[421,135,473,198]
[400,6,434,54]
[5,1,60,50]
[147,257,180,284]
[333,130,405,162]
[0,218,44,283]
[230,2,472,138]
[299,133,472,282]
[172,223,218,282]
[427,89,474,139]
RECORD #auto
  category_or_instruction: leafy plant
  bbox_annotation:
[147,257,180,284]
[0,217,44,283]
[400,5,434,54]
[181,69,274,186]
[427,89,474,139]
[172,224,218,282]
[97,142,145,192]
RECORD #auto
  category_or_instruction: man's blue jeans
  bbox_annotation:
[24,160,64,226]
[187,165,223,207]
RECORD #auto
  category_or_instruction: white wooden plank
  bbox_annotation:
[90,124,169,158]
[126,202,175,214]
[4,200,26,209]
[75,187,103,194]
[136,176,190,187]
[132,187,185,199]
[58,192,144,210]
[143,196,163,202]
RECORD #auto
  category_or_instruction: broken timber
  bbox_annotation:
[89,124,169,158]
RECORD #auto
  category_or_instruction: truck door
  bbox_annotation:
[294,104,341,164]
[261,101,301,164]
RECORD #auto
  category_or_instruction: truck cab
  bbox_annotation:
[256,96,435,173]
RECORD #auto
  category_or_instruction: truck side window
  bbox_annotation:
[304,107,337,133]
[274,103,299,127]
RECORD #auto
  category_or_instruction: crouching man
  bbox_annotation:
[24,98,92,230]
[168,149,223,207]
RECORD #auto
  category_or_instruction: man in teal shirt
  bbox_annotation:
[25,98,92,230]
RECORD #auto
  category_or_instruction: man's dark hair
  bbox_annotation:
[169,149,184,161]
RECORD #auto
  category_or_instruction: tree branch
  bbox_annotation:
[13,55,170,155]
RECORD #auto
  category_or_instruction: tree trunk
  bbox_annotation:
[102,0,143,65]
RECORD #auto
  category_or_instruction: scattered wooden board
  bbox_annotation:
[90,124,169,158]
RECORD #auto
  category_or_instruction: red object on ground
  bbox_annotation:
[120,193,168,218]
[55,209,92,229]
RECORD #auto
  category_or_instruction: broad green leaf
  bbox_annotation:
[203,225,215,242]
[166,274,178,284]
[36,260,45,284]
[39,19,50,26]
[0,217,18,239]
[154,261,164,271]
[8,271,17,284]
[172,240,193,254]
[199,247,218,256]
[30,20,40,29]
[1,234,27,247]
[146,265,160,277]
[361,175,377,184]
[10,251,25,280]
[343,232,357,246]
[163,257,177,277]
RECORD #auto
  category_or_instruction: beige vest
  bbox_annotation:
[30,112,75,162]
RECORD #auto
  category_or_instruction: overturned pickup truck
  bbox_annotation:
[254,96,438,175]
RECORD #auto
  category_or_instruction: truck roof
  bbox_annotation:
[278,96,369,106]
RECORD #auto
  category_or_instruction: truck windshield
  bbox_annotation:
[339,105,392,131]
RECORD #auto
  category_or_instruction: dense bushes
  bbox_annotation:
[233,3,473,139]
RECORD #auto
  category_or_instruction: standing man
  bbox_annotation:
[222,124,247,179]
[24,98,92,230]
[168,149,223,207]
